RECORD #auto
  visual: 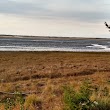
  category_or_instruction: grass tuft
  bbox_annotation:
[63,80,110,110]
[24,94,42,110]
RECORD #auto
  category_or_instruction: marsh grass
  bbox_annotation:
[1,52,110,109]
[24,94,42,110]
[0,92,25,110]
[0,92,42,110]
[63,80,110,110]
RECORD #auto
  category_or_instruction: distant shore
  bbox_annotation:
[0,34,109,40]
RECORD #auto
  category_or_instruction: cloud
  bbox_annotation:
[0,0,109,23]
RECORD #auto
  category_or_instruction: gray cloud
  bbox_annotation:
[0,0,109,23]
[0,1,46,14]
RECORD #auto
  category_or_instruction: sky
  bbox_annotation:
[0,0,110,38]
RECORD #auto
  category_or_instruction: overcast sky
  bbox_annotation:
[0,0,110,37]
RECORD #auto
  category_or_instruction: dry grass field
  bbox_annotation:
[0,52,110,109]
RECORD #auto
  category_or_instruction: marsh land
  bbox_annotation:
[0,52,110,109]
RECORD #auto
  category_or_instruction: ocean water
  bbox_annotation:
[0,37,110,52]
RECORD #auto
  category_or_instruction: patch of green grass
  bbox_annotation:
[63,80,110,110]
[0,92,25,110]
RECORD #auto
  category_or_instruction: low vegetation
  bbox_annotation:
[63,80,110,110]
[0,52,110,109]
[0,92,42,110]
[0,80,110,110]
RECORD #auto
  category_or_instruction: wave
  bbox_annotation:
[86,44,110,50]
[0,46,110,52]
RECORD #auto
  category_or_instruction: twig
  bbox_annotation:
[0,91,36,96]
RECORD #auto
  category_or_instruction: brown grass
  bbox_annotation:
[0,52,110,109]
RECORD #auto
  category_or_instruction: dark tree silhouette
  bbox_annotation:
[105,22,110,29]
